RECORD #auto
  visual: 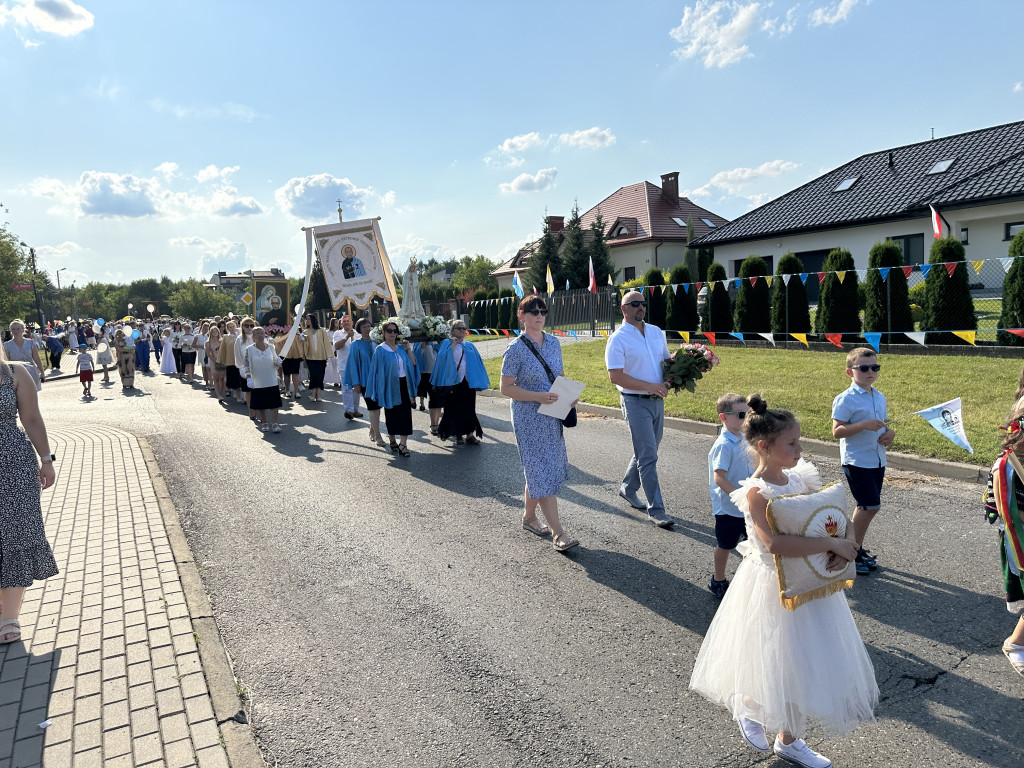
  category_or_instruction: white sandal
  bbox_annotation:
[0,618,22,644]
[1003,640,1024,676]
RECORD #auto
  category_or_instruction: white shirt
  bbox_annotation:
[333,329,352,368]
[451,341,466,382]
[243,344,281,389]
[605,322,670,395]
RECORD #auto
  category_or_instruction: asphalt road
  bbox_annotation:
[37,368,1023,768]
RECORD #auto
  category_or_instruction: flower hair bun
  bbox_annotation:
[748,393,768,415]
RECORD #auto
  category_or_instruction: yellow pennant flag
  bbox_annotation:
[546,264,555,293]
[679,331,690,343]
[599,329,608,338]
[952,330,977,346]
[971,260,985,274]
[790,333,809,347]
[835,271,846,283]
[662,284,670,294]
[765,275,774,288]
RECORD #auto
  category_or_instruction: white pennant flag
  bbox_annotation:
[782,273,791,285]
[905,331,927,346]
[1000,257,1015,273]
[856,269,868,282]
[757,332,776,346]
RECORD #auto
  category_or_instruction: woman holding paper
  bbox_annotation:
[431,322,487,444]
[499,296,578,552]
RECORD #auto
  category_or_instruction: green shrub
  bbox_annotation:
[497,288,515,329]
[814,247,861,336]
[667,264,698,332]
[486,290,499,328]
[733,256,771,333]
[864,240,915,343]
[470,290,487,329]
[921,236,975,344]
[703,261,733,332]
[643,267,667,328]
[998,231,1024,345]
[770,253,812,334]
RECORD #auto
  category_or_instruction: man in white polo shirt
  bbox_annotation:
[605,290,673,527]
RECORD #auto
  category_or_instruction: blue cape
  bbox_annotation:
[412,341,438,371]
[430,339,490,390]
[343,338,376,388]
[366,344,418,408]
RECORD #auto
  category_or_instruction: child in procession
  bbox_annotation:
[75,343,94,398]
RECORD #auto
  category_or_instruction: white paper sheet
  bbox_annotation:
[537,376,586,420]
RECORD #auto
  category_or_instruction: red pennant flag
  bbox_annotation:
[502,329,509,337]
[554,329,566,336]
[749,276,758,286]
[703,332,716,347]
[901,266,913,279]
[824,333,844,348]
[944,262,957,277]
[1008,329,1024,339]
[695,282,703,293]
[817,272,827,285]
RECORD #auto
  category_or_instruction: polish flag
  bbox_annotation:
[588,256,598,294]
[930,205,945,239]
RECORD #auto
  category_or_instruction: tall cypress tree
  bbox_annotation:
[815,247,860,335]
[998,231,1024,346]
[703,261,733,332]
[643,267,667,328]
[588,211,616,287]
[470,289,487,329]
[864,240,914,343]
[667,264,698,332]
[524,215,561,295]
[733,255,771,333]
[770,253,812,334]
[560,202,588,288]
[486,289,499,328]
[306,257,333,313]
[922,236,976,344]
[496,288,515,329]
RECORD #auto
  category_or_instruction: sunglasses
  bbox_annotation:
[242,324,254,329]
[625,301,647,308]
[852,364,881,373]
[452,326,467,331]
[384,328,398,333]
[723,411,748,419]
[524,309,548,316]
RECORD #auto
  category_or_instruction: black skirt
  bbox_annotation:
[180,350,197,366]
[437,379,482,440]
[384,378,413,436]
[282,357,301,375]
[416,372,432,398]
[362,395,380,412]
[250,385,282,410]
[226,365,242,389]
[306,359,327,390]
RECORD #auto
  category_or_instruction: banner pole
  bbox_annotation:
[373,219,401,317]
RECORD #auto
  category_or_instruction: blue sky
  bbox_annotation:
[3,0,1022,288]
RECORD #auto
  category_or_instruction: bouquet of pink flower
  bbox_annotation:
[662,343,720,394]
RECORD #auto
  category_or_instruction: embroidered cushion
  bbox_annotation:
[765,481,856,610]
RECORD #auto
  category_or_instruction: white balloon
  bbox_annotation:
[147,304,155,313]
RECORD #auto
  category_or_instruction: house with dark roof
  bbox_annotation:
[492,173,729,290]
[690,120,1024,279]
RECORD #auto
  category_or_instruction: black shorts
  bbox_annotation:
[714,514,747,550]
[282,358,301,375]
[842,465,885,510]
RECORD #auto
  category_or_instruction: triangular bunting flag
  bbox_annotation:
[569,330,580,339]
[799,273,809,285]
[757,332,775,346]
[1007,329,1024,339]
[765,275,773,288]
[782,273,791,285]
[597,330,606,339]
[704,332,717,347]
[679,331,690,343]
[709,281,717,293]
[790,333,808,348]
[856,269,867,282]
[905,331,927,346]
[733,278,741,290]
[864,333,882,352]
[817,272,827,285]
[729,332,745,345]
[878,267,890,282]
[554,329,565,336]
[502,329,510,337]
[683,283,690,294]
[836,271,847,283]
[513,329,520,336]
[901,266,914,279]
[952,330,976,345]
[824,333,844,349]
[662,284,670,294]
[749,276,758,287]
[1000,258,1014,273]
[971,260,985,275]
[916,397,973,453]
[920,263,933,279]
[944,262,957,277]
[696,282,703,293]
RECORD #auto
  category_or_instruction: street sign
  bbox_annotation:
[82,301,95,307]
[242,292,253,305]
[12,282,33,291]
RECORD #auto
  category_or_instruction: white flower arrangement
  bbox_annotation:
[370,316,412,343]
[419,315,451,341]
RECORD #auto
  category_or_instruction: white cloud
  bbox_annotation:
[558,127,616,149]
[498,132,544,154]
[762,5,799,36]
[95,77,120,100]
[195,164,239,183]
[1014,82,1023,93]
[670,1,763,68]
[170,236,248,277]
[154,162,179,180]
[0,0,94,37]
[499,168,558,194]
[387,235,464,273]
[809,0,861,26]
[274,174,373,221]
[686,159,799,198]
[147,98,257,122]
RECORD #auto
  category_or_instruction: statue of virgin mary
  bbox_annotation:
[398,256,426,327]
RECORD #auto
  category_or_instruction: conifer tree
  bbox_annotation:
[998,231,1024,346]
[733,256,771,333]
[306,257,333,313]
[560,202,588,288]
[864,240,914,343]
[587,211,616,287]
[524,215,561,295]
[497,288,515,329]
[770,253,812,334]
[922,236,975,344]
[470,289,487,329]
[486,289,499,328]
[643,267,667,328]
[667,264,698,332]
[814,247,860,335]
[703,261,733,332]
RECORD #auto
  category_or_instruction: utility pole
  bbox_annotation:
[19,242,45,328]
[56,268,66,321]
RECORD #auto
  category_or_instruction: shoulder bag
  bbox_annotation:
[520,335,577,428]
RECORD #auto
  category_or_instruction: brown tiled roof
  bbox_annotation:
[579,181,729,244]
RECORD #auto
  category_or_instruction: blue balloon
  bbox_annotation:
[96,318,105,326]
[131,329,140,340]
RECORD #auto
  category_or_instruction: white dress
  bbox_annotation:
[689,460,878,738]
[159,339,176,374]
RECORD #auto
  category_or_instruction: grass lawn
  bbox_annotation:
[484,341,1021,466]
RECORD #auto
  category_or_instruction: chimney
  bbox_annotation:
[548,215,565,233]
[661,172,679,203]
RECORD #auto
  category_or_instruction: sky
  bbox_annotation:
[3,0,1023,290]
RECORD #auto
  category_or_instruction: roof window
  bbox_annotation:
[833,177,859,192]
[671,217,687,227]
[927,159,955,174]
[700,218,717,228]
[614,225,630,237]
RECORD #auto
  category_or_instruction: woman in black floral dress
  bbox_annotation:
[0,346,59,644]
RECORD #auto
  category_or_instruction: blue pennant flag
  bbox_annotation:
[513,329,520,336]
[729,332,745,345]
[568,330,579,339]
[878,267,890,282]
[799,273,809,285]
[916,397,973,453]
[683,283,690,294]
[565,280,570,291]
[919,263,933,279]
[864,332,882,352]
[733,278,741,290]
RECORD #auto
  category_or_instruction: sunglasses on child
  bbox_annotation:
[723,411,748,419]
[625,301,647,308]
[852,364,881,373]
[524,308,548,316]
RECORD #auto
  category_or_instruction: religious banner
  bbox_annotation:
[252,278,289,327]
[916,397,973,453]
[313,218,397,309]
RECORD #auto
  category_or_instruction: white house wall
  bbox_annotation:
[611,241,688,279]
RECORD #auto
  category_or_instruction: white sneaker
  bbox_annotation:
[261,423,270,432]
[738,717,769,751]
[774,737,832,768]
[271,424,281,433]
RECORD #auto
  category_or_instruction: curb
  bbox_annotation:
[137,437,267,767]
[479,389,987,484]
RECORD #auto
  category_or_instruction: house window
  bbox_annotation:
[833,177,859,192]
[731,257,773,278]
[927,159,955,175]
[671,217,687,227]
[1006,221,1024,240]
[890,234,925,266]
[700,218,717,228]
[615,225,630,237]
[623,266,636,281]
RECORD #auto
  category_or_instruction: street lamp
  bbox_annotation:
[19,242,44,327]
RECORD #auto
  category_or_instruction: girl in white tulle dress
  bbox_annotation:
[690,395,877,768]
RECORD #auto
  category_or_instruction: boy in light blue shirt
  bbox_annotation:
[831,347,895,576]
[707,393,755,599]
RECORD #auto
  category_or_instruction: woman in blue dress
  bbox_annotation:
[500,296,579,552]
[343,318,384,446]
[366,320,418,457]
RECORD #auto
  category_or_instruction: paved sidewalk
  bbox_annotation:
[0,425,259,768]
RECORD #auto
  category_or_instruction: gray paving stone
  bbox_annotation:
[195,744,229,768]
[103,724,133,759]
